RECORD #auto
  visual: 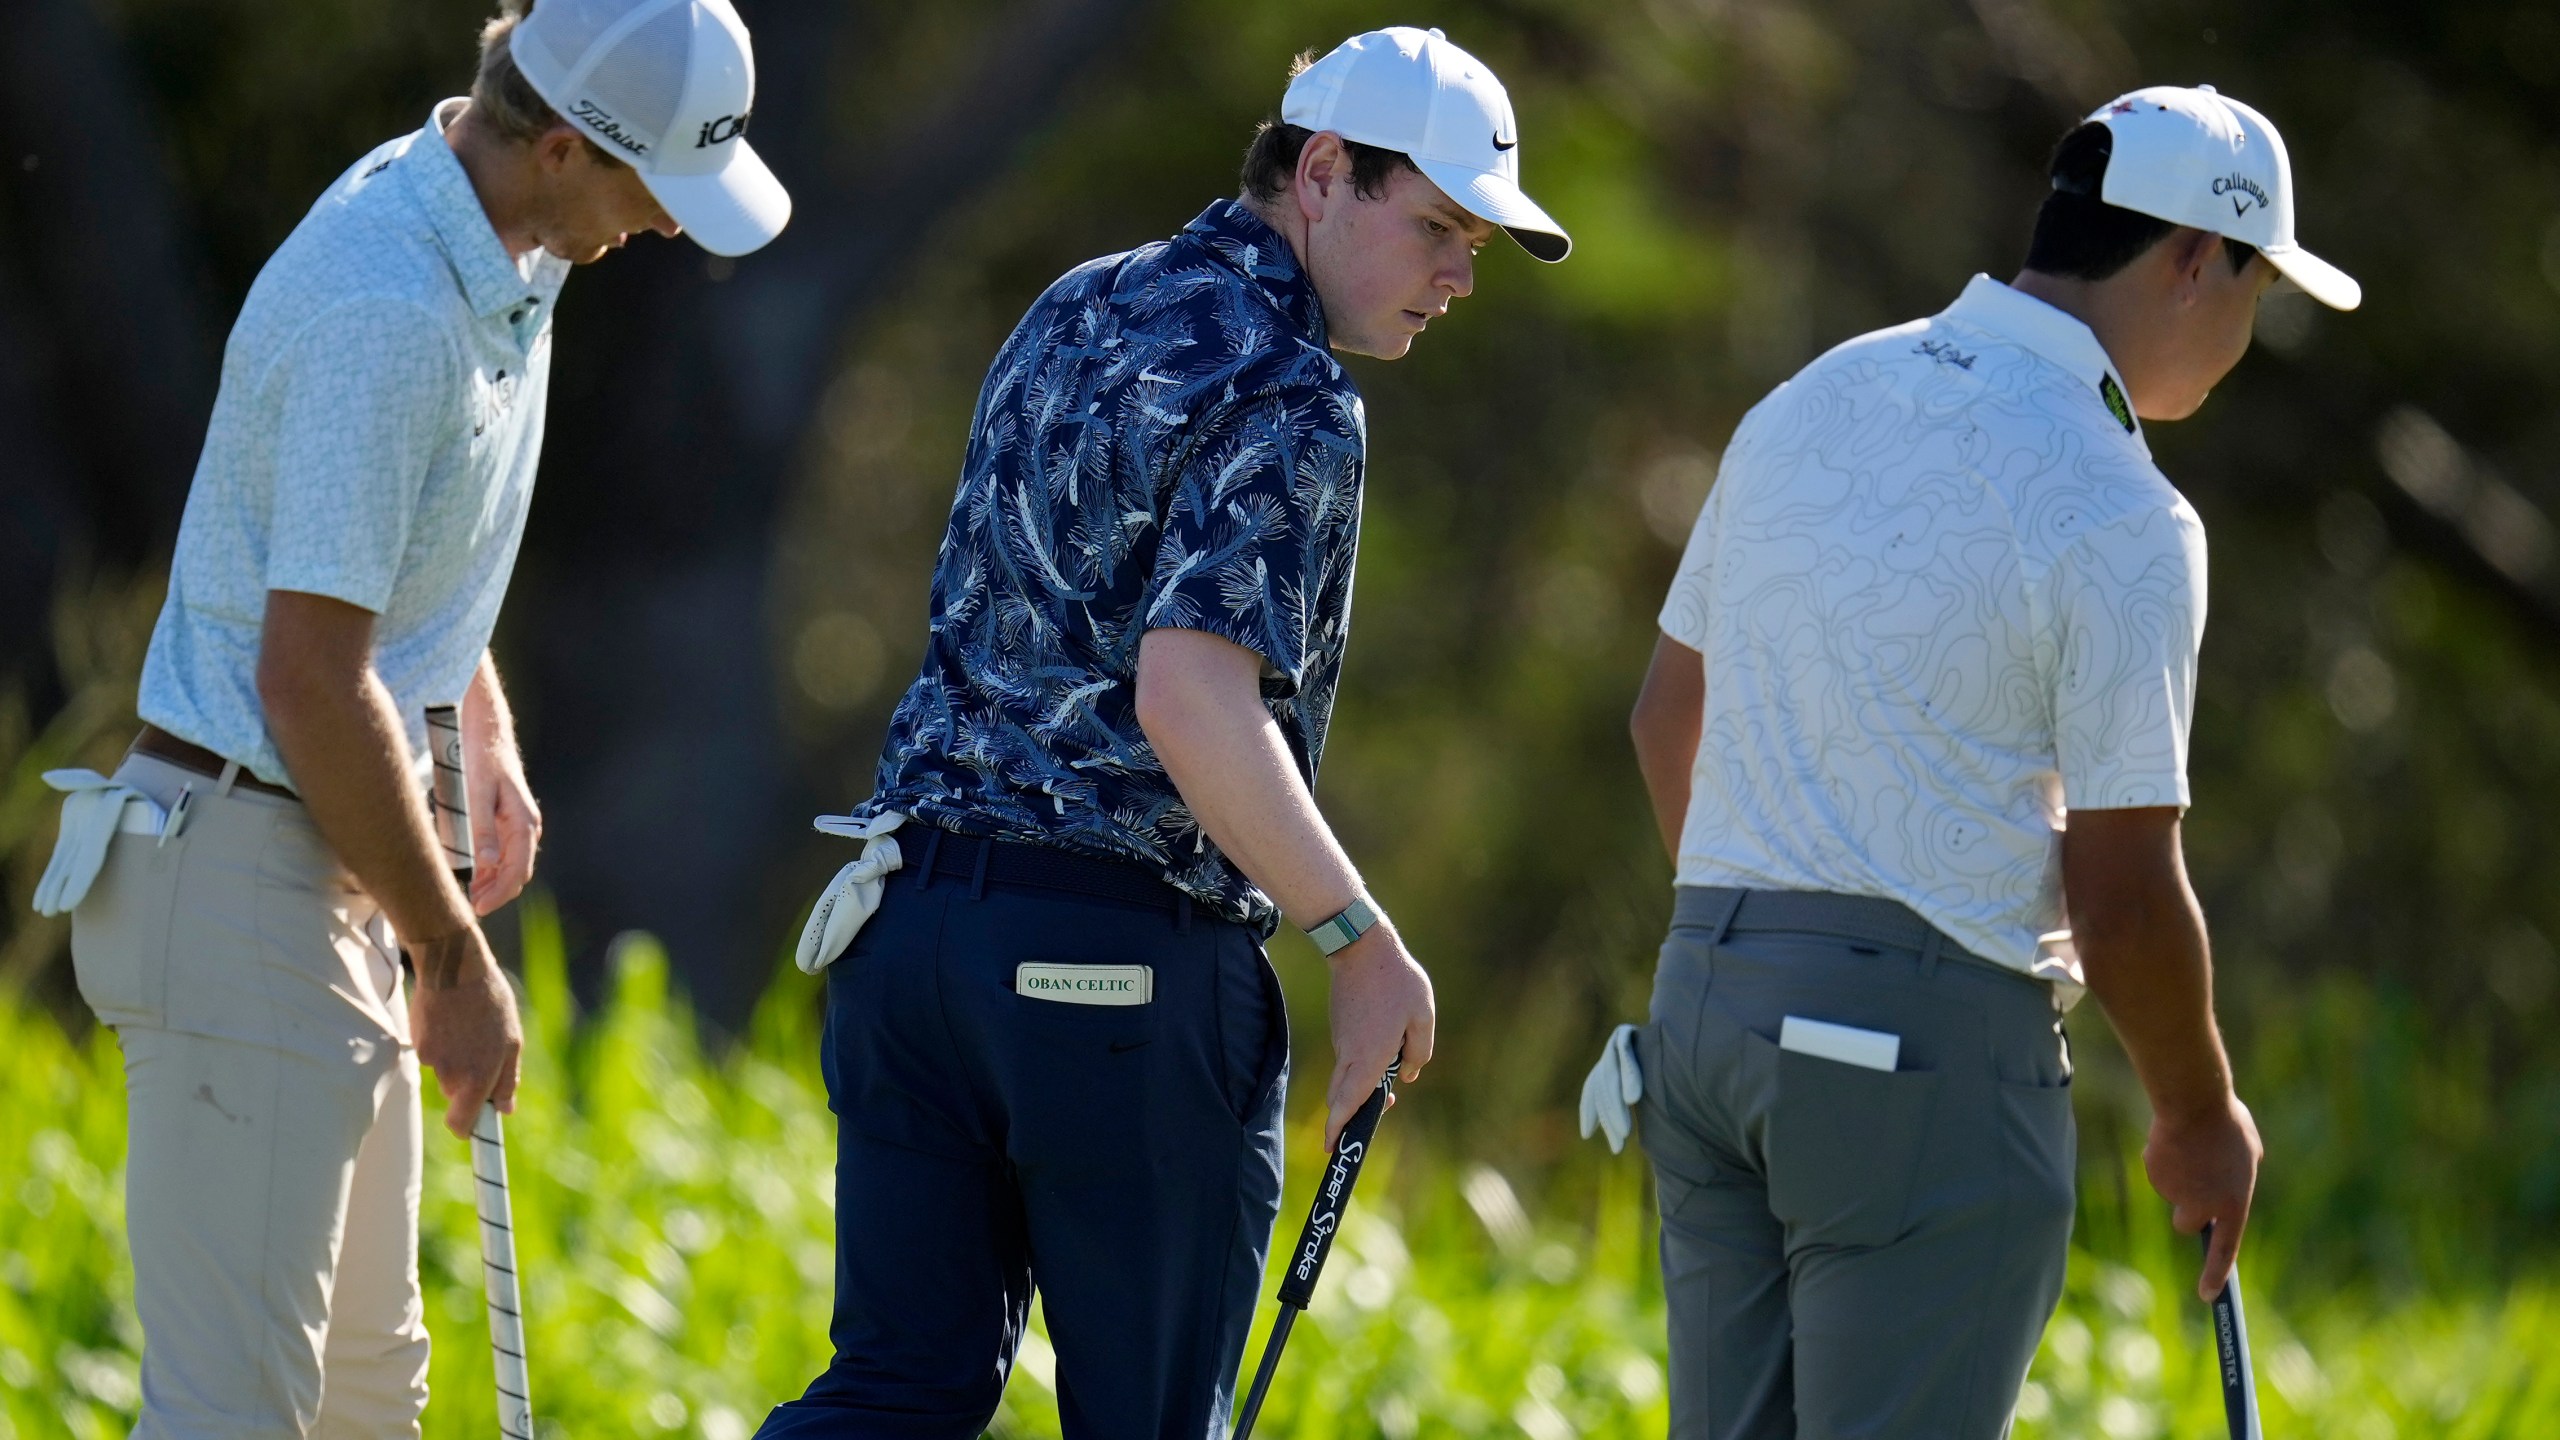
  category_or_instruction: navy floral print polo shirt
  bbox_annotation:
[857,199,1366,933]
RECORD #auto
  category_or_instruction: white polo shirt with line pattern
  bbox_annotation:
[1659,273,2207,979]
[140,99,569,789]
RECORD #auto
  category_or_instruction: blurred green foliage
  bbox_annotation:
[5,909,2558,1439]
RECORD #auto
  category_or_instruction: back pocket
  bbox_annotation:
[1766,1049,1940,1248]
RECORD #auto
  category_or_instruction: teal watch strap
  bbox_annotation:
[1306,895,1380,957]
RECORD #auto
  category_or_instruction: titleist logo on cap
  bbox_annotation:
[570,99,650,156]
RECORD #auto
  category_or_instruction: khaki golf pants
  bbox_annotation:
[1640,887,2077,1440]
[70,752,429,1439]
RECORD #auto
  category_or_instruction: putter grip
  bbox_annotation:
[424,704,474,884]
[2202,1224,2261,1440]
[1275,1064,1395,1310]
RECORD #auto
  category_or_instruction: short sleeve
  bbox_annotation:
[1658,418,1761,649]
[2051,502,2207,811]
[1658,481,1719,650]
[263,298,457,613]
[1143,388,1360,694]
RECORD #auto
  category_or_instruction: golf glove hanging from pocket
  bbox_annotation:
[794,811,906,974]
[34,770,169,917]
[1578,1022,1645,1154]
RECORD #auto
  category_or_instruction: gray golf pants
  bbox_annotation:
[1639,887,2076,1440]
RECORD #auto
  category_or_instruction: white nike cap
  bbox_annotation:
[2079,84,2359,310]
[510,0,790,257]
[1283,27,1570,263]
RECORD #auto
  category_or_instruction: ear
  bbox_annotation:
[2164,226,2222,306]
[534,123,590,176]
[1295,131,1347,227]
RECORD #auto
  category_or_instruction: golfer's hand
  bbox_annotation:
[408,926,525,1138]
[2144,1092,2261,1301]
[1323,922,1435,1151]
[466,739,541,916]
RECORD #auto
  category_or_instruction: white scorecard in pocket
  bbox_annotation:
[1779,1015,1901,1072]
[1015,963,1154,1006]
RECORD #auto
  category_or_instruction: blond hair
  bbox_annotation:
[470,3,602,154]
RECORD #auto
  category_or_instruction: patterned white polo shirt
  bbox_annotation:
[1660,274,2207,975]
[140,100,569,788]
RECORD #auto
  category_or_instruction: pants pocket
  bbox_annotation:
[1767,1049,1940,1248]
[1217,935,1287,1127]
[70,839,177,1028]
[1996,1078,2078,1236]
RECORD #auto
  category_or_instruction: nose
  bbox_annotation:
[1441,248,1475,301]
[652,212,684,240]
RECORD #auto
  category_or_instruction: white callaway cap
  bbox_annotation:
[2081,84,2359,310]
[510,0,790,257]
[1283,27,1570,262]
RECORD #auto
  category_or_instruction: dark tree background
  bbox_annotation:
[7,0,2560,1284]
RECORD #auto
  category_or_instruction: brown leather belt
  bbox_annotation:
[132,725,299,800]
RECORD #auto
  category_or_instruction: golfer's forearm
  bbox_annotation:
[463,651,517,755]
[2070,850,2233,1123]
[1630,636,1703,862]
[1136,635,1362,928]
[2082,929,2232,1121]
[260,614,474,966]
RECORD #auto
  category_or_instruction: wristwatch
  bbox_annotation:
[1305,895,1381,957]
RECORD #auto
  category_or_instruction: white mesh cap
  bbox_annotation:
[2085,84,2358,310]
[511,0,790,256]
[1283,27,1569,262]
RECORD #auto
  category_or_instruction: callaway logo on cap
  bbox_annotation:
[2079,84,2359,310]
[1283,27,1571,262]
[509,0,791,257]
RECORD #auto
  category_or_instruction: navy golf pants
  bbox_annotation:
[756,835,1290,1439]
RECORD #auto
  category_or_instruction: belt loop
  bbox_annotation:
[969,837,992,901]
[1175,892,1193,934]
[1919,926,1943,980]
[214,760,242,799]
[1708,888,1746,945]
[915,827,944,892]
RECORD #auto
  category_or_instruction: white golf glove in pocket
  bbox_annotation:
[794,811,906,974]
[34,770,167,917]
[1578,1022,1645,1154]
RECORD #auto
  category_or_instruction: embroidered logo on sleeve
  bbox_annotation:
[1015,963,1153,1006]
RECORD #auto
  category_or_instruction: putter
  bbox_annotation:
[2200,1223,2261,1440]
[1230,1057,1399,1440]
[425,704,534,1440]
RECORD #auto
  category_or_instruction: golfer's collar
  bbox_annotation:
[1183,200,1327,347]
[1942,274,2146,446]
[416,99,547,320]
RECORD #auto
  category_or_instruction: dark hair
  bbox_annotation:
[1239,50,1418,204]
[472,3,609,159]
[2025,122,2257,280]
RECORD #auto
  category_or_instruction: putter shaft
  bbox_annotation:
[1230,1308,1293,1439]
[473,1104,534,1440]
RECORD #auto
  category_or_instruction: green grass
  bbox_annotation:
[4,902,2554,1439]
